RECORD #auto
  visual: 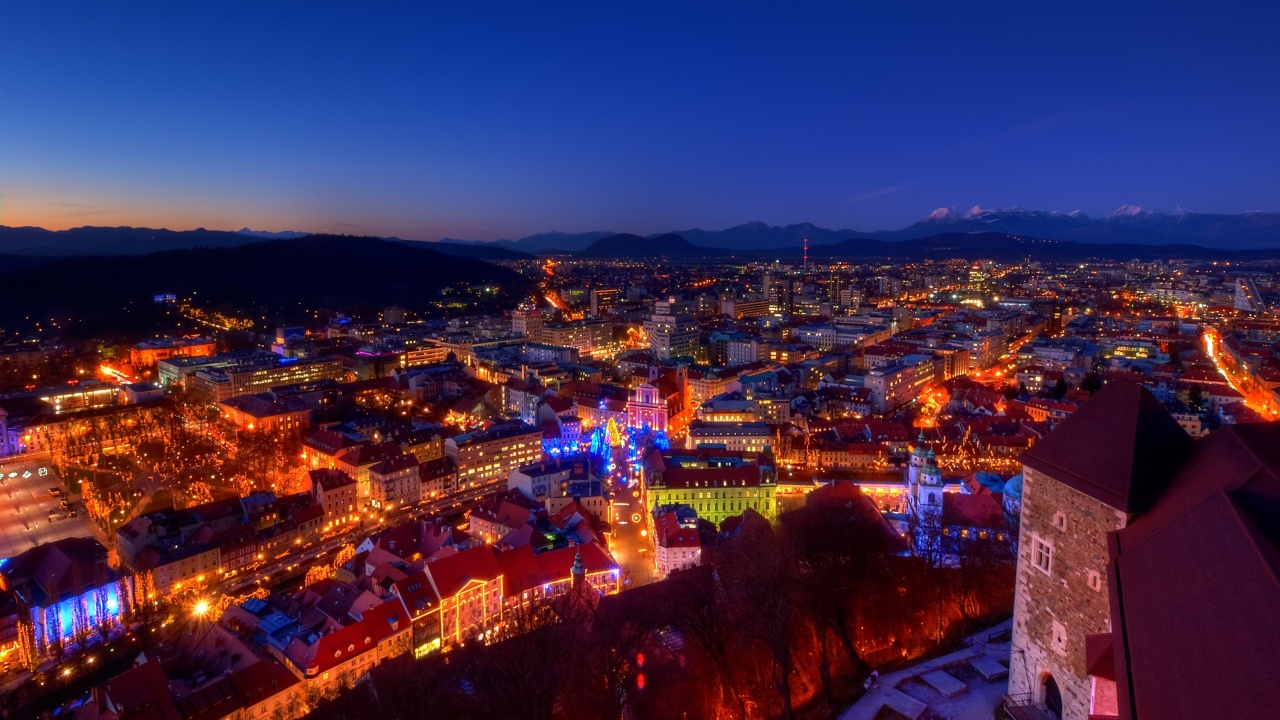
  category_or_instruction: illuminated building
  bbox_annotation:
[685,421,771,453]
[302,428,363,470]
[507,453,599,505]
[864,354,940,413]
[31,381,119,414]
[589,288,620,317]
[719,297,771,319]
[193,356,346,401]
[446,421,544,489]
[628,382,668,430]
[540,319,613,355]
[129,336,216,368]
[335,441,405,499]
[280,596,413,697]
[644,448,777,525]
[725,337,761,365]
[413,542,620,648]
[643,312,699,360]
[134,542,220,597]
[116,497,245,568]
[310,469,358,527]
[0,538,122,651]
[369,454,421,511]
[652,507,701,580]
[218,393,311,432]
[510,308,545,341]
[694,391,757,423]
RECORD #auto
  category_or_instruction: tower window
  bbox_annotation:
[1087,570,1103,592]
[1033,537,1053,575]
[1052,511,1067,531]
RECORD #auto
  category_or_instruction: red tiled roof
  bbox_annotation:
[370,453,419,476]
[1020,381,1193,513]
[654,512,700,549]
[100,659,179,720]
[941,492,1006,529]
[660,464,762,489]
[392,570,440,616]
[533,542,616,584]
[425,545,503,598]
[227,660,299,706]
[1107,423,1280,720]
[310,468,356,491]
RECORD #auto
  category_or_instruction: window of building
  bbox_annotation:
[1052,511,1067,531]
[1033,537,1053,575]
[1087,569,1103,592]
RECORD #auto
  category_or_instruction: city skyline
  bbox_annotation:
[2,5,1279,720]
[4,2,1279,240]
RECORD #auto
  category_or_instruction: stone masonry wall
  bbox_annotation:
[1008,465,1126,720]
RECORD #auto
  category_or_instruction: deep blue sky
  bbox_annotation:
[3,2,1277,240]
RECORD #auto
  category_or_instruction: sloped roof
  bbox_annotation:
[101,658,180,720]
[654,511,700,549]
[0,536,114,607]
[941,492,1007,529]
[1104,423,1280,720]
[425,545,503,598]
[1020,381,1192,513]
[392,570,440,616]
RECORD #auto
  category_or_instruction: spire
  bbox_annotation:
[571,547,585,590]
[912,431,931,459]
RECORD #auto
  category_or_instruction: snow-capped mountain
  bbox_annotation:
[893,207,1279,249]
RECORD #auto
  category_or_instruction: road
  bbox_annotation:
[1204,327,1279,418]
[605,464,657,587]
[212,483,497,596]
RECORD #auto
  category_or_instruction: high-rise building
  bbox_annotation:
[511,309,544,342]
[540,319,612,355]
[590,288,620,317]
[644,313,699,360]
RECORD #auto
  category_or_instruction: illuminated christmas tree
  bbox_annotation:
[606,417,623,447]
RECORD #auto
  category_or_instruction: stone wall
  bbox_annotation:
[1008,465,1126,720]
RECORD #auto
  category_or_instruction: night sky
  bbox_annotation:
[3,2,1277,240]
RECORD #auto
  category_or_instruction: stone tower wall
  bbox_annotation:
[1008,465,1126,720]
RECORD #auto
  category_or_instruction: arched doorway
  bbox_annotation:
[1043,673,1063,719]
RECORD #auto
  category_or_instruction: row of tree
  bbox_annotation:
[304,491,1015,720]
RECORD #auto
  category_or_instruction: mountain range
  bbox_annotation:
[438,207,1280,252]
[2,207,1276,260]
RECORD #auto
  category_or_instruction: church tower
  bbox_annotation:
[911,448,945,526]
[571,547,586,591]
[908,430,930,484]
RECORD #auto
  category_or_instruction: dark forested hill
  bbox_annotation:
[1,235,530,331]
[577,233,730,259]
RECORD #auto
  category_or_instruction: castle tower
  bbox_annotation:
[1008,382,1191,720]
